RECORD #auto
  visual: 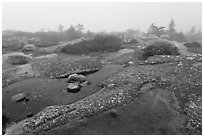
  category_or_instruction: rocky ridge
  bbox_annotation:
[5,54,202,135]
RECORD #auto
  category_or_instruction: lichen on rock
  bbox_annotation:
[5,54,202,135]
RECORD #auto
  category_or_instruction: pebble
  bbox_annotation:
[79,81,89,87]
[27,112,33,118]
[108,83,115,88]
[11,93,26,102]
[128,61,134,66]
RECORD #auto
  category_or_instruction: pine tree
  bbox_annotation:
[58,24,64,32]
[168,19,176,33]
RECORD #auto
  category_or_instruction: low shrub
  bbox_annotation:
[31,41,59,47]
[184,41,201,48]
[2,42,25,53]
[132,48,145,61]
[128,39,138,44]
[184,41,202,54]
[61,34,122,54]
[141,41,180,60]
[21,44,37,53]
[7,55,30,65]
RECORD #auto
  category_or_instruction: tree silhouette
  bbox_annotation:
[190,26,196,34]
[147,23,165,37]
[75,23,85,32]
[58,24,64,32]
[168,19,176,33]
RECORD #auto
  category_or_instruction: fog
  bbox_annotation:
[2,2,202,33]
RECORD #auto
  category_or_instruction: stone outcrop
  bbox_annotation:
[5,54,202,135]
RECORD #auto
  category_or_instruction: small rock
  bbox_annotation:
[67,83,81,93]
[79,81,88,87]
[11,93,26,102]
[87,81,91,85]
[6,79,11,82]
[123,64,129,67]
[27,112,33,118]
[59,74,67,78]
[33,95,38,99]
[108,83,115,88]
[62,89,67,93]
[35,74,40,77]
[99,83,105,88]
[128,61,134,66]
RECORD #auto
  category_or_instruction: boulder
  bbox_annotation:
[67,74,86,83]
[11,93,26,102]
[67,74,78,82]
[77,74,86,82]
[67,83,81,93]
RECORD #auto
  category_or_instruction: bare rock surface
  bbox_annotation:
[5,54,202,135]
[2,64,122,134]
[2,54,102,88]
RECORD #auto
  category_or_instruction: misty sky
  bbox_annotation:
[2,2,202,33]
